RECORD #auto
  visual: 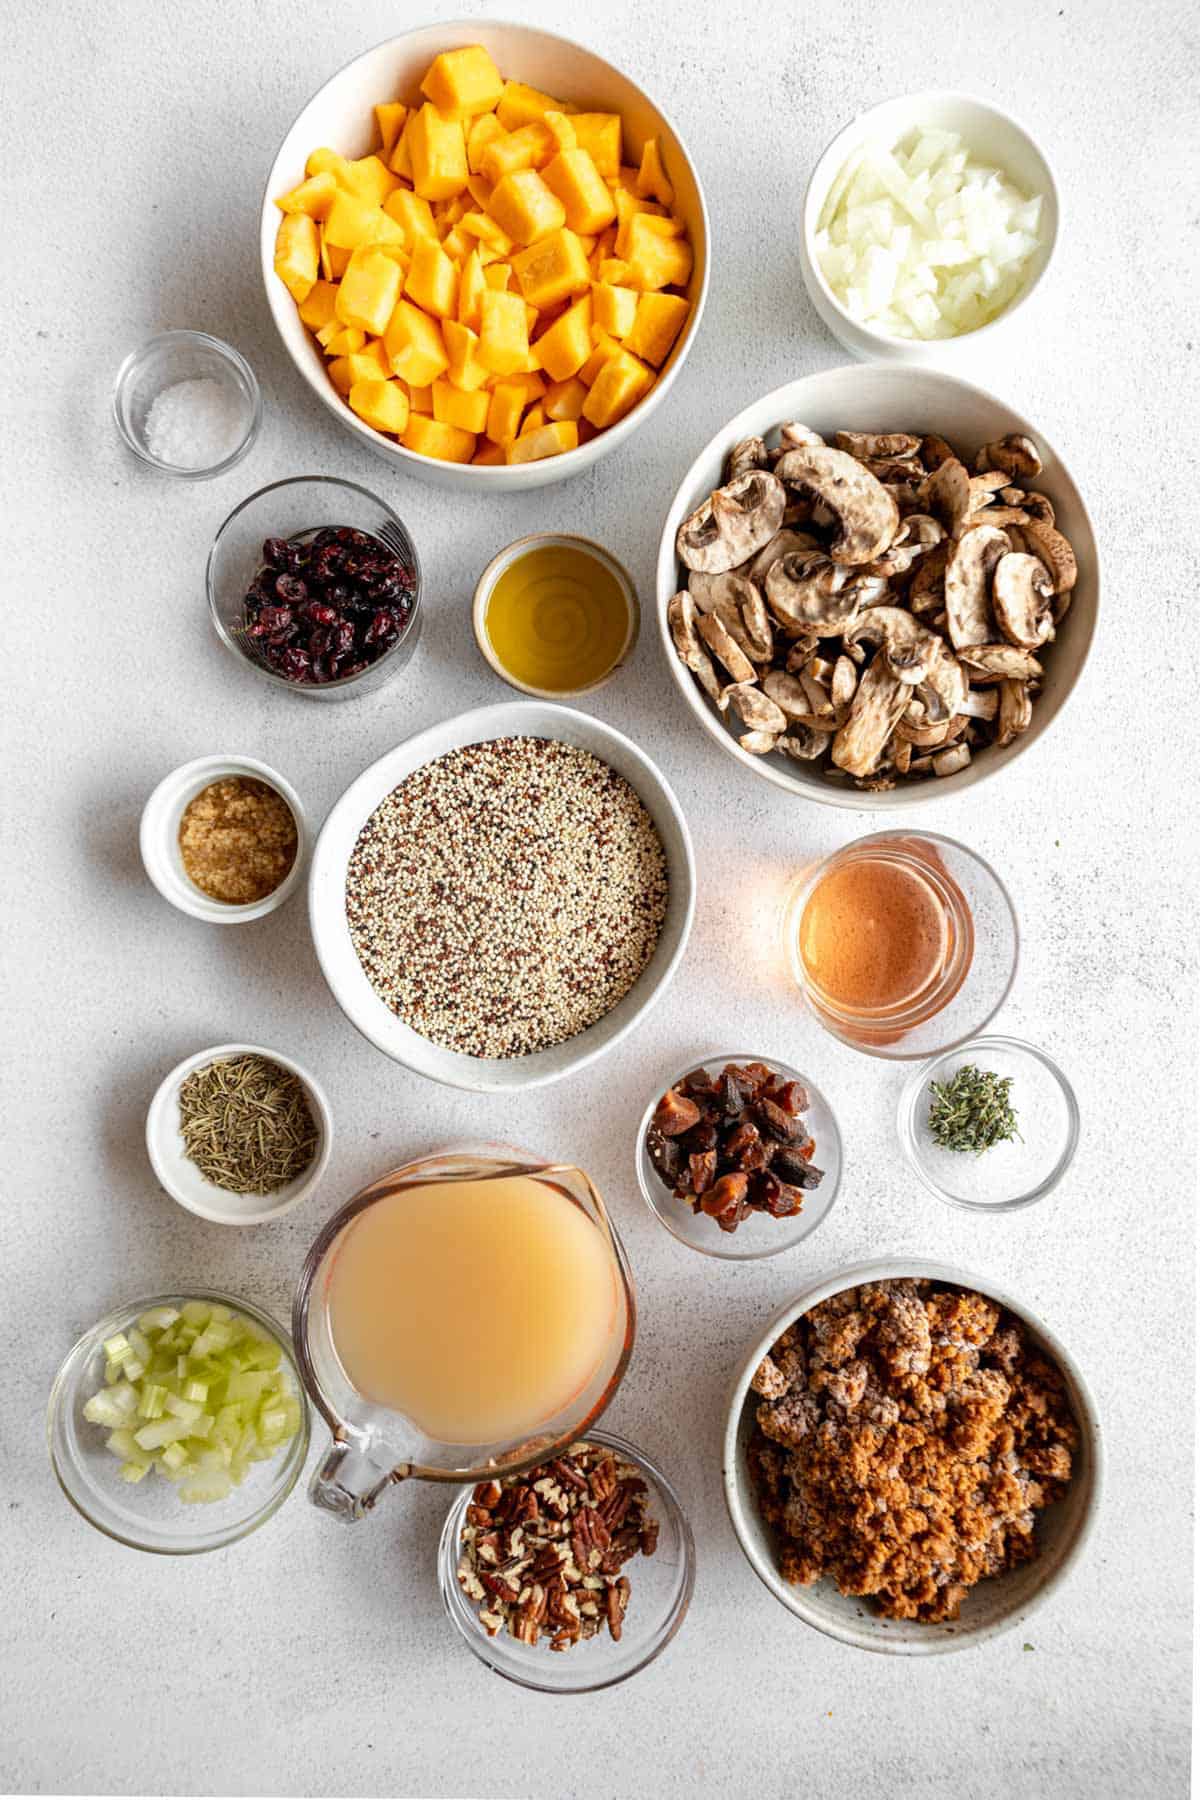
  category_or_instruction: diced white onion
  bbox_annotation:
[816,127,1046,339]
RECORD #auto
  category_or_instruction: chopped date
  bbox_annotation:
[646,1060,824,1234]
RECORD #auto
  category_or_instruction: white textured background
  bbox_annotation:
[2,1,1196,1795]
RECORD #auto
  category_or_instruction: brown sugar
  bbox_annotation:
[178,776,297,905]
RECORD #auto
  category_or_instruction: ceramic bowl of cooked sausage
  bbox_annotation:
[655,364,1099,809]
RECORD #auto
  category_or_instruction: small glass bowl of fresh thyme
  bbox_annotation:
[146,1043,333,1224]
[897,1036,1079,1212]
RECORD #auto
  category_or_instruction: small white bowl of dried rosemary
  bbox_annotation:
[146,1043,332,1225]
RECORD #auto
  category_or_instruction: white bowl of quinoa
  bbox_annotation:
[308,702,696,1092]
[723,1260,1103,1654]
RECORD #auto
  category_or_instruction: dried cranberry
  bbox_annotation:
[276,647,311,680]
[275,574,307,604]
[364,608,397,645]
[302,601,337,625]
[262,536,290,567]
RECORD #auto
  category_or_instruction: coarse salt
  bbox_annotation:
[143,376,247,469]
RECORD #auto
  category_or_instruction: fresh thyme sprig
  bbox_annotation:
[927,1064,1021,1156]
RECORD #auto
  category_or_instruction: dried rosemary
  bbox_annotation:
[179,1055,318,1194]
[927,1064,1022,1156]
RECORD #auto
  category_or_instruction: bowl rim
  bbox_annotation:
[633,1046,843,1260]
[897,1033,1080,1211]
[800,88,1061,354]
[47,1289,311,1554]
[144,1041,334,1224]
[655,362,1100,810]
[112,328,263,480]
[139,752,311,923]
[258,18,711,483]
[471,532,641,698]
[205,473,423,696]
[722,1256,1105,1653]
[308,699,697,1091]
[437,1426,696,1692]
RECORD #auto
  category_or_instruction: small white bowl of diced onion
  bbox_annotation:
[800,92,1058,362]
[47,1292,309,1553]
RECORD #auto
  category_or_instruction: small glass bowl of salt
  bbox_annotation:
[113,330,261,478]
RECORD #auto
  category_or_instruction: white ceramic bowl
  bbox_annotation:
[723,1258,1103,1654]
[146,1043,333,1225]
[309,701,695,1091]
[261,21,709,492]
[656,364,1099,810]
[140,755,309,921]
[799,91,1059,365]
[472,533,639,698]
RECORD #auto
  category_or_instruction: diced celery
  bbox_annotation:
[165,1394,202,1426]
[102,1333,132,1364]
[120,1461,151,1484]
[137,1383,168,1420]
[190,1321,234,1358]
[138,1306,181,1333]
[188,1414,215,1440]
[104,1358,124,1385]
[180,1470,233,1505]
[208,1304,233,1323]
[134,1417,192,1451]
[180,1301,211,1327]
[123,1356,146,1382]
[160,1440,192,1473]
[177,1356,189,1380]
[84,1391,135,1429]
[127,1327,152,1363]
[182,1378,209,1404]
[224,1371,271,1403]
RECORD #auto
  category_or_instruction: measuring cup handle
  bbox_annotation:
[308,1439,401,1521]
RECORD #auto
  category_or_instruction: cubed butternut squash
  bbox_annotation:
[624,215,693,290]
[483,261,514,291]
[477,288,529,376]
[420,45,505,120]
[543,375,588,421]
[389,115,414,179]
[510,227,590,311]
[374,102,408,161]
[544,110,577,153]
[442,318,490,391]
[432,378,490,433]
[407,103,469,201]
[346,155,399,208]
[384,298,450,385]
[326,356,353,396]
[531,293,593,382]
[635,135,674,207]
[405,237,459,318]
[472,441,506,465]
[581,346,653,427]
[274,213,319,302]
[591,280,638,339]
[407,384,434,414]
[383,187,438,246]
[349,378,410,435]
[486,381,527,443]
[541,149,616,236]
[479,122,555,186]
[487,170,566,246]
[323,190,386,251]
[321,323,367,357]
[579,329,621,385]
[570,113,622,179]
[298,279,339,332]
[623,291,690,365]
[460,211,514,254]
[505,420,579,463]
[495,79,563,131]
[467,112,505,173]
[511,370,547,403]
[344,342,393,385]
[457,246,488,330]
[275,172,337,219]
[402,414,476,462]
[519,403,546,435]
[336,245,404,335]
[597,256,632,285]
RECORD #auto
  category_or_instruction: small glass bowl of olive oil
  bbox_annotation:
[473,534,639,698]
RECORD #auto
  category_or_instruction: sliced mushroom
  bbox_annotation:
[920,433,958,471]
[967,470,1011,512]
[691,571,774,662]
[772,446,899,566]
[777,727,828,761]
[762,670,819,720]
[844,606,940,686]
[834,430,922,460]
[739,729,782,755]
[995,679,1033,747]
[765,551,862,634]
[676,469,786,573]
[727,435,768,479]
[723,682,788,735]
[975,434,1042,480]
[992,552,1055,649]
[893,737,913,775]
[798,671,836,716]
[745,527,821,586]
[914,639,969,723]
[830,655,858,711]
[1020,518,1077,594]
[958,686,999,721]
[920,457,972,536]
[783,634,820,673]
[896,711,969,751]
[909,540,950,614]
[667,593,723,705]
[1020,491,1056,527]
[959,644,1044,682]
[943,524,1010,650]
[777,422,825,450]
[695,608,757,683]
[933,743,971,777]
[831,656,910,778]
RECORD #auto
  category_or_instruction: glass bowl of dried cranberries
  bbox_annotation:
[636,1050,843,1260]
[207,476,422,699]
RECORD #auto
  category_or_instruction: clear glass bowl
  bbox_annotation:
[207,476,423,701]
[438,1429,694,1692]
[47,1291,310,1553]
[898,1035,1080,1211]
[113,330,261,478]
[635,1050,842,1260]
[783,830,1019,1061]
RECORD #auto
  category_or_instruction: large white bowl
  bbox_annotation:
[261,22,709,492]
[799,91,1060,367]
[308,701,695,1091]
[723,1258,1103,1655]
[656,364,1099,810]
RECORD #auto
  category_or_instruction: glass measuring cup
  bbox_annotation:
[294,1146,636,1520]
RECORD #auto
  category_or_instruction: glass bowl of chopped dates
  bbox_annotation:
[207,476,421,699]
[439,1430,694,1693]
[637,1052,842,1259]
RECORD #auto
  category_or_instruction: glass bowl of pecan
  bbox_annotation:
[636,1051,843,1259]
[438,1431,695,1693]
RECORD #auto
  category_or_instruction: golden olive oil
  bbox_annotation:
[484,542,631,692]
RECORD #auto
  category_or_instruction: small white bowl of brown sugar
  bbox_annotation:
[140,754,309,923]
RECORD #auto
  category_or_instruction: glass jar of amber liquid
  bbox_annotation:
[785,832,1018,1059]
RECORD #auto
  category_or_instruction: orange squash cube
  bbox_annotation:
[344,342,392,385]
[520,403,546,435]
[569,114,622,179]
[402,414,476,462]
[384,298,450,386]
[460,211,514,254]
[407,384,433,414]
[442,319,490,391]
[505,420,579,463]
[276,172,337,219]
[349,378,410,435]
[511,371,547,402]
[383,188,438,246]
[323,190,385,251]
[624,215,693,290]
[326,356,353,396]
[389,116,414,179]
[541,150,616,236]
[581,347,654,427]
[511,228,590,311]
[346,155,399,208]
[579,329,621,385]
[487,170,566,246]
[472,441,506,466]
[405,238,459,319]
[478,289,529,376]
[298,279,339,331]
[635,136,674,207]
[485,381,527,443]
[320,324,366,356]
[591,280,638,339]
[495,79,562,131]
[543,376,588,422]
[408,103,469,202]
[457,247,488,331]
[467,112,505,174]
[432,379,490,434]
[274,213,319,302]
[420,45,504,120]
[479,122,555,186]
[336,246,404,335]
[483,262,514,291]
[623,292,690,366]
[544,110,577,153]
[374,102,408,161]
[531,293,593,382]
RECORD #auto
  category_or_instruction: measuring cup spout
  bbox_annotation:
[308,1439,403,1521]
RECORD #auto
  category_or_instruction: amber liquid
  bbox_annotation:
[799,850,958,1019]
[327,1173,621,1446]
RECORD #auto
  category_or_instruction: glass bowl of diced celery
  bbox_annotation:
[47,1293,310,1553]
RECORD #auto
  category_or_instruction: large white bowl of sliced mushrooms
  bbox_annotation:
[656,365,1098,806]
